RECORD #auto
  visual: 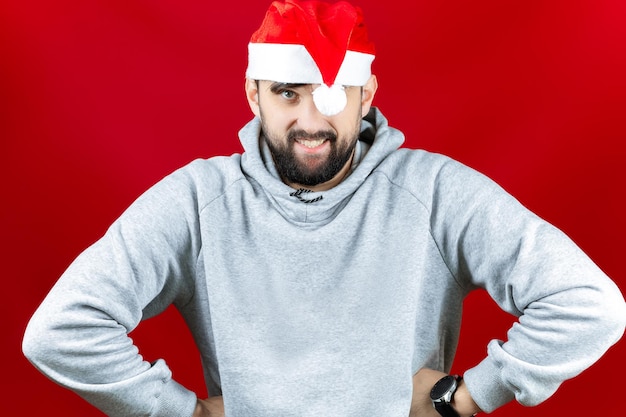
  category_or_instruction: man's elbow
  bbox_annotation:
[594,281,626,345]
[22,313,57,373]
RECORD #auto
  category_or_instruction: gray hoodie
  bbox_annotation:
[23,108,626,416]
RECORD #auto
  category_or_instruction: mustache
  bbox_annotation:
[288,129,337,142]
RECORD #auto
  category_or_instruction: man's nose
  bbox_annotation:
[295,96,329,132]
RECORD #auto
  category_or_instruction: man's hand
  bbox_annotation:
[193,396,225,417]
[411,369,481,417]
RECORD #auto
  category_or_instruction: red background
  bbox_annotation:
[2,0,625,415]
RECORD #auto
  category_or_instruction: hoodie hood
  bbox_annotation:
[238,107,405,224]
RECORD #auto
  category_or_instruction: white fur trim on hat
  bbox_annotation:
[246,43,374,86]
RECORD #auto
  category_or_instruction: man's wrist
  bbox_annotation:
[451,378,482,417]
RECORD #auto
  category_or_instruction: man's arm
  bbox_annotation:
[22,167,203,416]
[426,157,626,412]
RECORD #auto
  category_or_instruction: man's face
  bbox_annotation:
[248,80,372,191]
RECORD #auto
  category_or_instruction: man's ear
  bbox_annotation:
[245,78,260,117]
[361,74,378,117]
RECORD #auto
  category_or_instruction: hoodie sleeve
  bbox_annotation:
[22,166,203,417]
[428,157,626,413]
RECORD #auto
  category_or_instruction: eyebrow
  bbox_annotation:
[269,82,308,93]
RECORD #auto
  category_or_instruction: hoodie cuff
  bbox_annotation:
[152,378,198,417]
[463,353,515,413]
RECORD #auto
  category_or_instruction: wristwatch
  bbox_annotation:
[430,374,461,417]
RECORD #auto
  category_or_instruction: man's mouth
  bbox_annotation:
[296,138,326,149]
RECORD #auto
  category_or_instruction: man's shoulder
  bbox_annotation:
[183,154,244,178]
[156,154,247,203]
[372,147,493,200]
[376,148,460,181]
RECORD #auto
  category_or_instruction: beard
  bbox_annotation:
[264,128,358,187]
[262,122,360,187]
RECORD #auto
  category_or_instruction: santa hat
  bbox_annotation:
[246,0,376,116]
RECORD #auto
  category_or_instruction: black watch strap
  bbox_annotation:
[434,401,461,417]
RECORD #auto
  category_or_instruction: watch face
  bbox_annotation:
[430,375,457,400]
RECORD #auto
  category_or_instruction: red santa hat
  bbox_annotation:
[246,0,376,116]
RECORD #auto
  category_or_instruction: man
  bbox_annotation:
[23,1,625,416]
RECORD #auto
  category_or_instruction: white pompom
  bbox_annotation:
[312,83,347,116]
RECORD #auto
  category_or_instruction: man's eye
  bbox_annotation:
[280,90,296,100]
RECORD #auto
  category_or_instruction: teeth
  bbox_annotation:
[297,139,326,148]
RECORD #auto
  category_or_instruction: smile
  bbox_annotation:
[296,138,326,149]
